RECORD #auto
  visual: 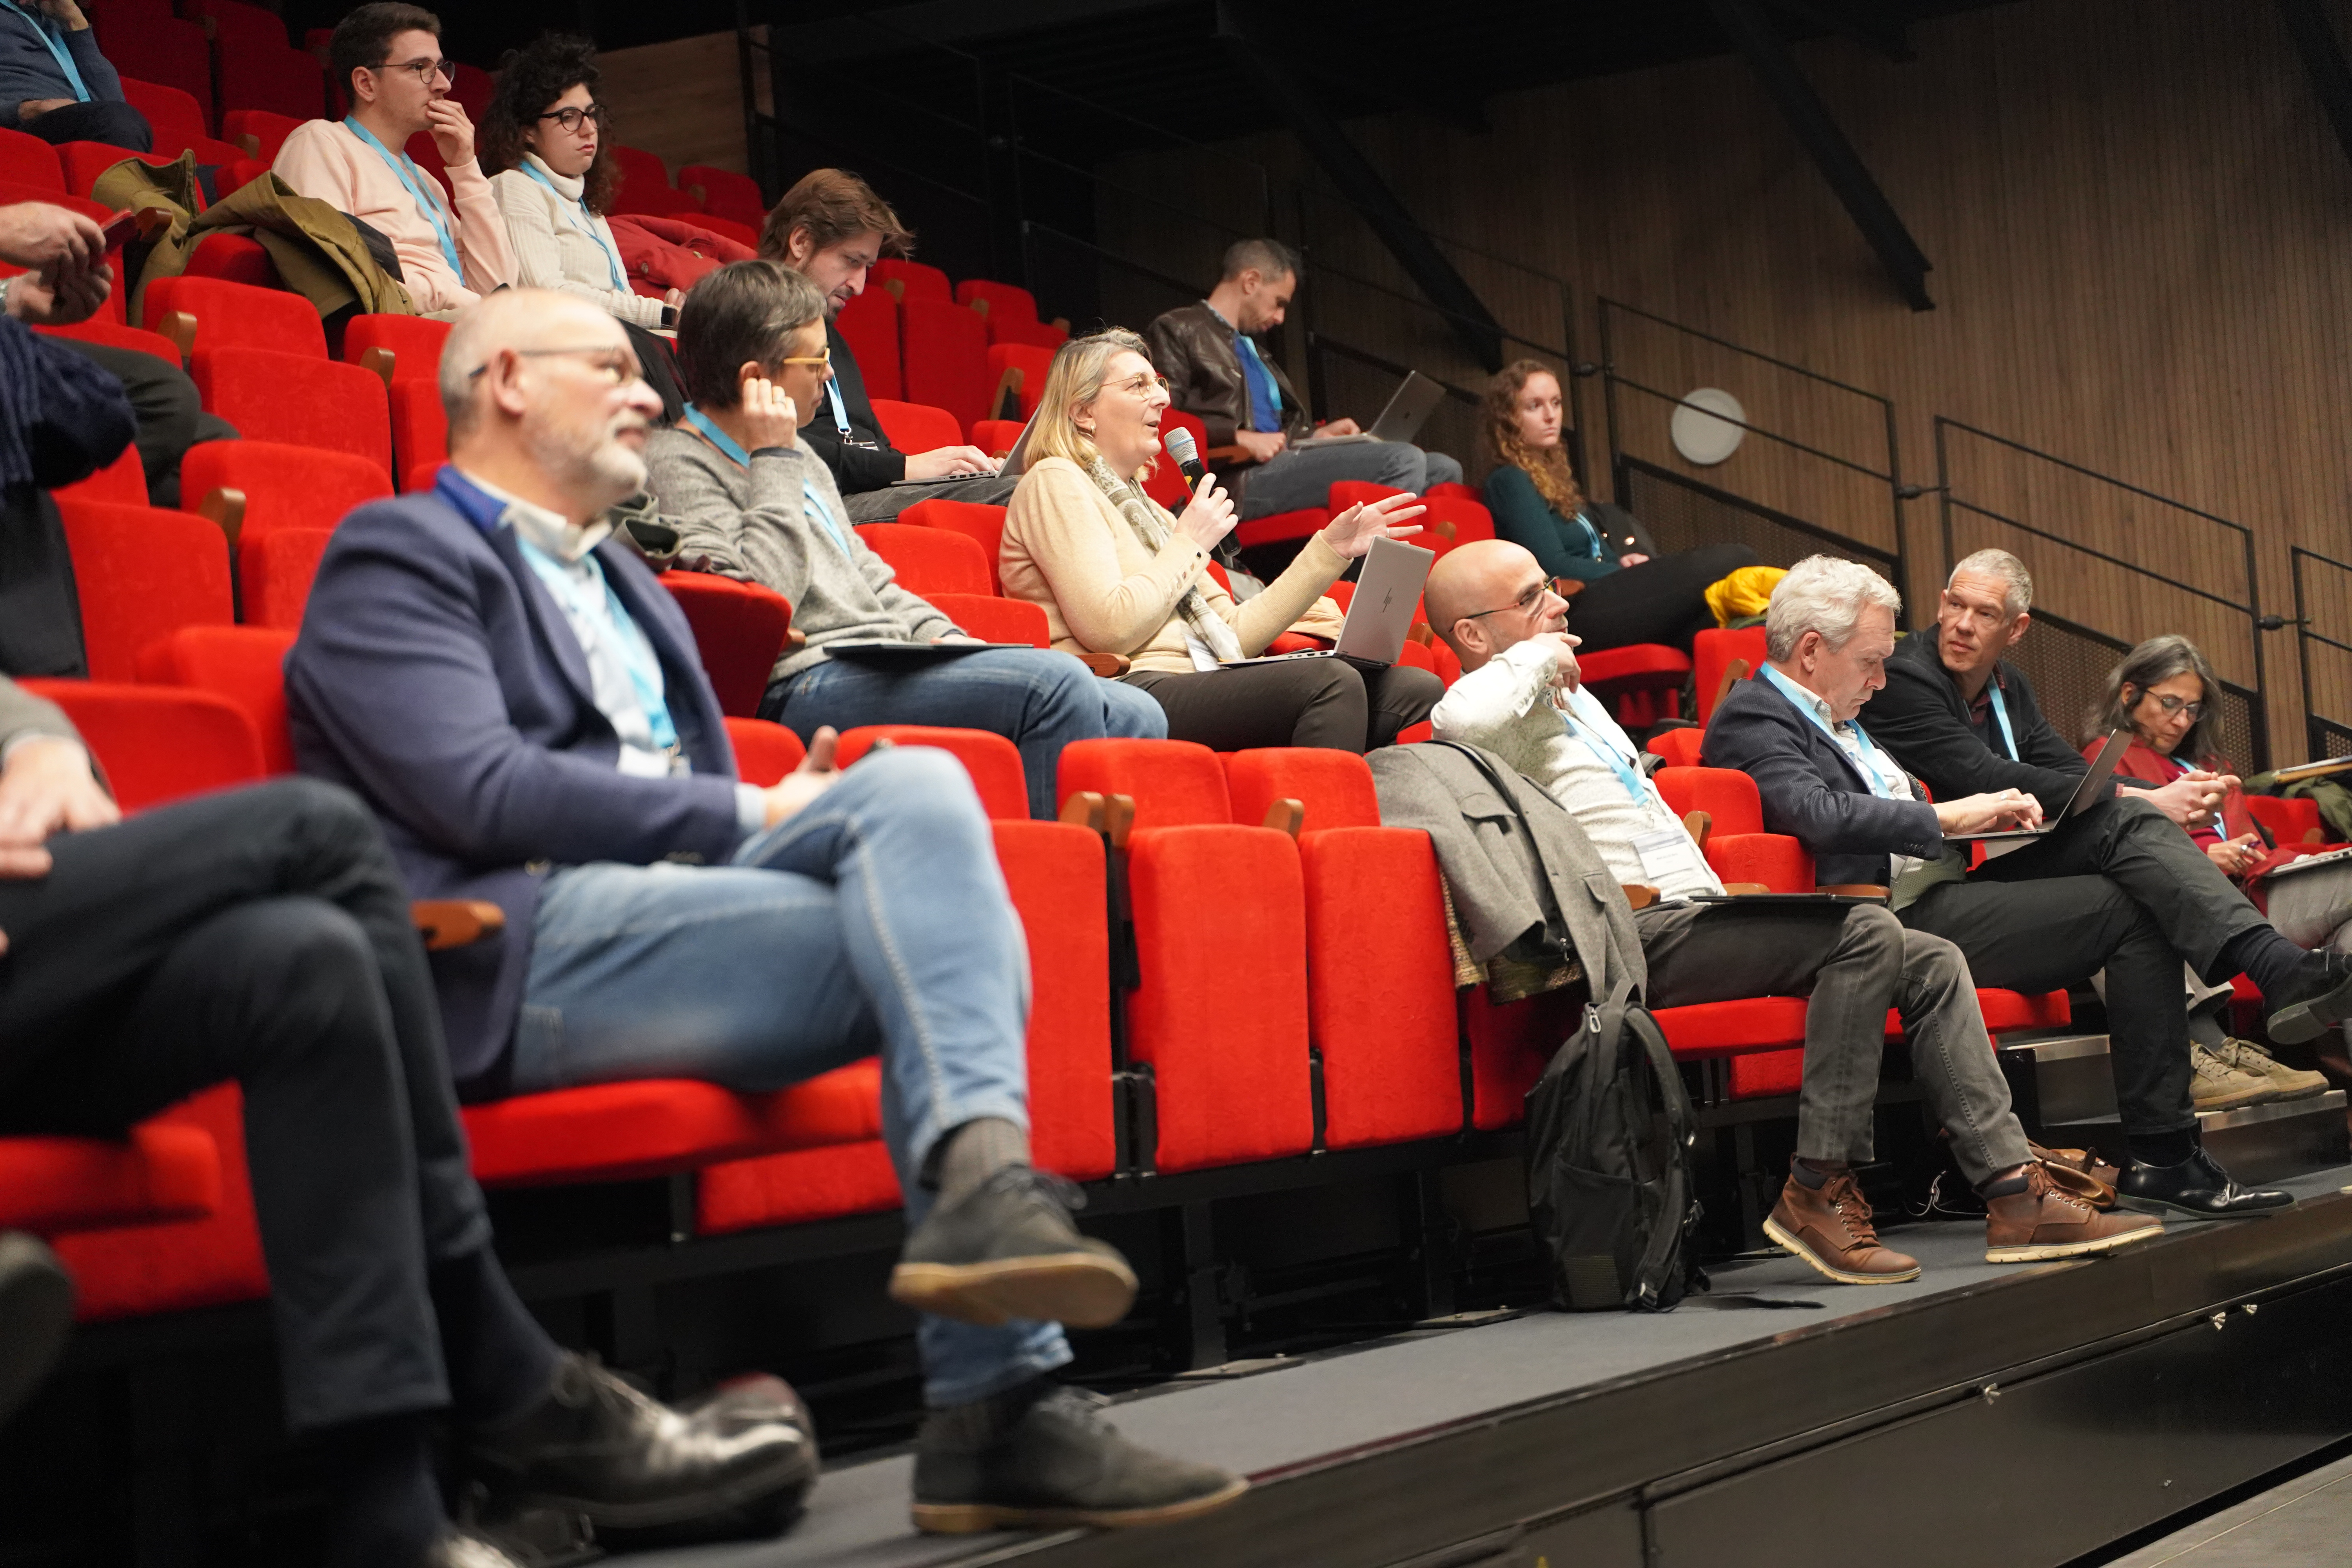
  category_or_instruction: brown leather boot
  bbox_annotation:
[1985,1163,2163,1263]
[1764,1168,1920,1285]
[2028,1143,2119,1209]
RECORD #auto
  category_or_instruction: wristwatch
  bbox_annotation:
[659,303,677,328]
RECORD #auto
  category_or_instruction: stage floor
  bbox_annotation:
[635,1163,2352,1568]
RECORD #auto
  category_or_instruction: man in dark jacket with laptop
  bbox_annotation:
[1704,554,2352,1221]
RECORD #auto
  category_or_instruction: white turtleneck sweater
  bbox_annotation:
[489,152,666,328]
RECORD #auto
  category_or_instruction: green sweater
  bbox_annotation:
[1483,466,1616,583]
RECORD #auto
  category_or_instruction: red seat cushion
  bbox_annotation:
[1577,642,1693,687]
[1695,626,1768,723]
[926,591,1047,648]
[192,347,392,474]
[835,725,1029,821]
[462,1081,776,1188]
[0,127,64,192]
[240,526,333,630]
[679,164,766,229]
[118,76,207,146]
[1652,766,1766,836]
[991,315,1067,350]
[835,289,901,402]
[0,1123,220,1234]
[1058,737,1232,828]
[1654,997,1813,1056]
[20,680,264,809]
[722,715,805,785]
[660,572,792,719]
[955,277,1038,322]
[897,497,1008,592]
[134,624,298,775]
[342,312,450,382]
[56,499,234,680]
[183,231,278,288]
[606,143,684,215]
[853,521,990,596]
[869,396,961,454]
[900,297,992,437]
[1976,989,2071,1034]
[1233,507,1332,550]
[220,107,305,164]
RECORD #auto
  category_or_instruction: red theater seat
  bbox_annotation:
[835,289,901,401]
[897,496,1007,590]
[52,435,146,504]
[19,679,263,810]
[1695,626,1768,723]
[389,377,448,486]
[239,526,332,629]
[855,521,991,595]
[136,624,297,774]
[2248,795,2330,847]
[1577,642,1691,730]
[955,276,1036,322]
[927,591,1046,647]
[0,127,62,190]
[180,439,392,545]
[835,725,1029,821]
[57,499,234,679]
[873,258,949,304]
[119,77,207,147]
[1646,727,1706,767]
[86,16,211,130]
[343,312,450,382]
[971,417,1025,459]
[607,143,693,216]
[0,1123,220,1234]
[193,347,391,474]
[221,107,304,163]
[985,340,1054,421]
[143,274,325,356]
[869,397,962,454]
[679,163,765,229]
[661,571,793,719]
[724,715,805,784]
[900,297,991,437]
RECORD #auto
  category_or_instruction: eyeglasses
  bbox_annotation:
[2143,692,2207,720]
[374,55,456,83]
[1109,373,1170,397]
[1459,580,1552,622]
[772,345,831,368]
[466,346,643,385]
[536,104,613,134]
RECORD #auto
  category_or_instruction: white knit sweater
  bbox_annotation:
[488,153,666,328]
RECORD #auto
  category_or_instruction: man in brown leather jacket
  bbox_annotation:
[1146,237,1461,523]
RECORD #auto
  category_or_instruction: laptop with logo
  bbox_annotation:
[1223,535,1437,671]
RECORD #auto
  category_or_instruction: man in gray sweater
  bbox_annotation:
[643,262,1164,819]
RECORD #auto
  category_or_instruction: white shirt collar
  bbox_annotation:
[455,466,612,564]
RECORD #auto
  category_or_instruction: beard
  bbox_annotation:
[524,409,648,509]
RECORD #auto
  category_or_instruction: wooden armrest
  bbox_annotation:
[1105,793,1136,851]
[785,628,809,650]
[882,278,905,303]
[1553,577,1584,601]
[2305,829,2326,846]
[1682,809,1711,850]
[1621,882,1659,911]
[412,899,505,951]
[1077,651,1131,678]
[1711,657,1753,719]
[198,485,247,550]
[1050,316,1071,334]
[236,131,261,158]
[1203,444,1251,466]
[991,365,1023,422]
[1816,884,1891,898]
[1406,621,1435,647]
[358,345,396,386]
[1058,789,1106,832]
[968,296,990,317]
[1720,882,1773,896]
[158,309,197,363]
[1261,797,1303,838]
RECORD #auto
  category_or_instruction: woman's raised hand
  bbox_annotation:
[1321,491,1426,560]
[1175,474,1238,554]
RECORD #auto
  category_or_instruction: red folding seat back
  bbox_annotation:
[1652,765,1812,890]
[56,499,234,680]
[984,341,1055,421]
[240,526,332,629]
[135,623,297,775]
[1976,989,2072,1035]
[873,257,949,304]
[51,437,146,507]
[1651,766,1764,835]
[696,1141,900,1236]
[1140,408,1210,512]
[193,347,392,474]
[187,0,287,52]
[992,819,1116,1179]
[1575,642,1692,730]
[1222,748,1383,832]
[60,141,187,200]
[114,77,204,149]
[661,572,792,719]
[221,106,304,163]
[1645,727,1705,767]
[1232,505,1332,552]
[150,128,249,167]
[343,312,451,382]
[88,16,211,128]
[33,321,176,368]
[1695,626,1769,723]
[925,591,1046,648]
[955,277,1037,323]
[389,376,449,486]
[462,1080,780,1187]
[450,62,493,122]
[606,143,681,216]
[0,180,105,221]
[1058,738,1231,829]
[898,497,1009,593]
[0,127,63,191]
[143,274,326,356]
[216,41,325,123]
[20,679,264,809]
[991,315,1067,350]
[1328,480,1404,514]
[834,726,1029,821]
[183,232,278,289]
[853,521,990,597]
[834,288,900,401]
[970,417,1024,459]
[178,441,391,551]
[0,1122,220,1234]
[900,297,991,437]
[1418,495,1495,553]
[679,163,766,229]
[868,396,960,455]
[722,714,805,784]
[2247,794,2329,847]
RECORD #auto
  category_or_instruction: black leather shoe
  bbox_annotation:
[0,1232,73,1429]
[416,1528,528,1568]
[596,1374,818,1548]
[464,1354,814,1532]
[891,1166,1138,1328]
[2116,1148,2295,1219]
[2265,952,2352,1045]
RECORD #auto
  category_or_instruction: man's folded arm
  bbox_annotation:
[290,532,744,869]
[1716,707,1943,857]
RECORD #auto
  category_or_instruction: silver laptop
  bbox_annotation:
[1944,728,2131,844]
[885,407,1036,486]
[1223,535,1436,671]
[1291,371,1446,450]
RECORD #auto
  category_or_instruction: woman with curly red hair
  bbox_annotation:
[1481,359,1755,651]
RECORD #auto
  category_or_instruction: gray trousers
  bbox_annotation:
[1636,900,2032,1188]
[1234,440,1465,519]
[844,472,1022,523]
[2266,857,2352,953]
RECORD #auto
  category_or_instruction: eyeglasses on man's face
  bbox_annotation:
[376,55,456,84]
[537,104,613,134]
[1460,579,1552,622]
[467,346,643,387]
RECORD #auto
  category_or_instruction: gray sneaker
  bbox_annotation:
[911,1382,1248,1534]
[2210,1038,2331,1100]
[2189,1042,2276,1112]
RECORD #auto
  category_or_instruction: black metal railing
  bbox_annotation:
[1932,418,2272,772]
[1598,299,1907,599]
[2292,546,2352,762]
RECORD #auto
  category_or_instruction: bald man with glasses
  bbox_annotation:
[274,3,517,316]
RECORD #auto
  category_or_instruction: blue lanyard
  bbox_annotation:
[681,403,851,554]
[1982,676,2019,760]
[1569,509,1607,561]
[3,2,86,102]
[517,157,628,291]
[1560,687,1650,806]
[515,537,679,752]
[1761,663,1902,801]
[825,374,854,439]
[343,116,462,279]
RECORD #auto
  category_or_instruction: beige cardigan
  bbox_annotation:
[1001,455,1349,674]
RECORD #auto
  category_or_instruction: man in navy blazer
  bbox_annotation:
[287,289,1245,1538]
[1704,555,2320,1221]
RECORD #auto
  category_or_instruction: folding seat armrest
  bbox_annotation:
[1719,882,1772,896]
[1816,884,1891,898]
[1076,651,1129,678]
[412,899,505,951]
[1057,789,1105,832]
[1712,657,1752,718]
[359,345,394,385]
[198,485,247,548]
[1620,882,1659,910]
[1260,797,1303,838]
[158,309,196,363]
[236,131,260,157]
[1682,809,1710,849]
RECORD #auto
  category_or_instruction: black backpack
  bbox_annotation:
[1525,982,1706,1311]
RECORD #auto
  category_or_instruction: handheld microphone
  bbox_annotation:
[1162,427,1208,489]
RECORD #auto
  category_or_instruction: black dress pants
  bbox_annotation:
[0,779,494,1432]
[1122,656,1443,752]
[48,338,238,507]
[1563,542,1760,653]
[20,100,149,152]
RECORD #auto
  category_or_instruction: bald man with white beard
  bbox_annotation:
[1423,539,2154,1284]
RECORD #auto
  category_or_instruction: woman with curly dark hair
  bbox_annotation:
[1480,358,1756,652]
[478,33,679,330]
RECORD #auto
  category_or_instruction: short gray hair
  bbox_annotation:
[438,288,621,441]
[1949,548,2033,618]
[1765,555,1902,663]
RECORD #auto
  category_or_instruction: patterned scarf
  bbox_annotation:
[1082,454,1242,664]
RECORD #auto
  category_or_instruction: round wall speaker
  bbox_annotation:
[1670,387,1746,466]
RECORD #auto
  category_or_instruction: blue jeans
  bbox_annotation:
[765,648,1166,819]
[1237,441,1466,519]
[511,748,1071,1406]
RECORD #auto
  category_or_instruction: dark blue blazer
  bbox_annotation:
[1699,673,1944,888]
[285,473,743,1086]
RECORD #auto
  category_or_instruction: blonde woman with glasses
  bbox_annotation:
[1001,329,1439,751]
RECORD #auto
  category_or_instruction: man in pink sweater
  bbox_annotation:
[272,3,515,316]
